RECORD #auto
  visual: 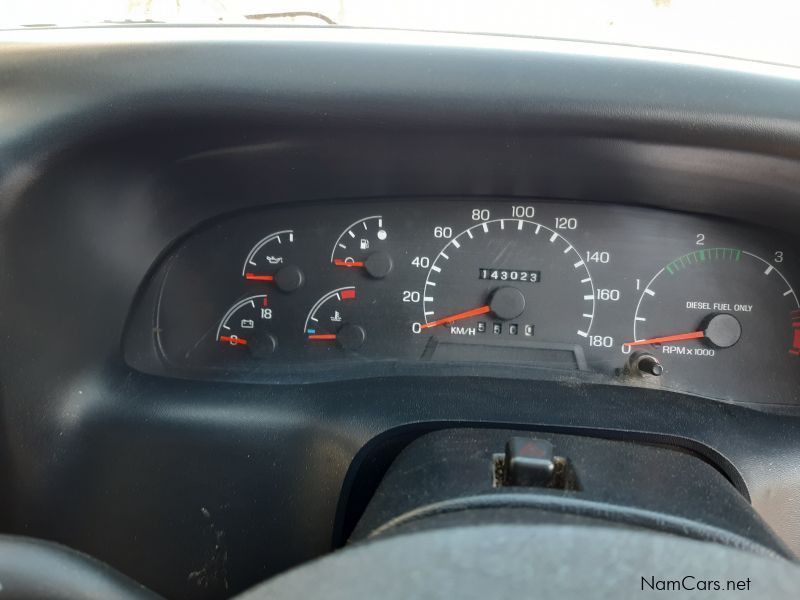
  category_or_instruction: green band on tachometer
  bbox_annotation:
[666,247,741,274]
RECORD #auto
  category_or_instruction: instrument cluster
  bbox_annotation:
[125,198,800,408]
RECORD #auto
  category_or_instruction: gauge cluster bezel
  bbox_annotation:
[124,196,800,410]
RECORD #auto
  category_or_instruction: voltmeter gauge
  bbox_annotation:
[216,294,278,358]
[304,287,366,351]
[330,216,393,279]
[242,230,304,292]
[626,248,800,402]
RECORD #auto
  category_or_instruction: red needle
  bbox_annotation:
[219,336,248,345]
[333,259,365,268]
[245,273,274,281]
[624,330,705,347]
[420,305,491,330]
[308,334,337,340]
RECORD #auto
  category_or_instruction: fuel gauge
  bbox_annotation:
[330,216,393,279]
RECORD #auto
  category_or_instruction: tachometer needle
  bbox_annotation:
[420,305,491,330]
[245,273,274,281]
[624,330,705,347]
[333,259,365,268]
[219,336,248,345]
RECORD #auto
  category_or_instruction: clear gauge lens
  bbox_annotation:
[628,248,799,401]
[216,294,278,358]
[243,230,304,292]
[330,216,393,279]
[304,287,366,351]
[421,219,595,347]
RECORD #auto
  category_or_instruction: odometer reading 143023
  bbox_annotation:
[478,268,541,283]
[420,217,595,349]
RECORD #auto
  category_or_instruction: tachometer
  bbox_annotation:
[626,248,799,401]
[421,218,595,343]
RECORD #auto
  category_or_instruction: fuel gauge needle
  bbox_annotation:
[333,259,365,268]
[624,330,705,347]
[420,305,491,329]
[219,336,248,345]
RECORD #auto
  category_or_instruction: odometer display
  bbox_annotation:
[478,268,541,283]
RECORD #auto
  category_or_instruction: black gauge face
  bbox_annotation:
[243,230,304,292]
[422,219,595,345]
[330,216,393,279]
[304,286,367,352]
[216,294,278,359]
[629,248,799,402]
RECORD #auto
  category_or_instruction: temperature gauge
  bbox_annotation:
[304,287,366,351]
[216,294,278,358]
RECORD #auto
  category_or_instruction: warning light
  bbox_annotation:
[790,310,800,356]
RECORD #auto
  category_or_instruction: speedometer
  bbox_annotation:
[421,218,595,344]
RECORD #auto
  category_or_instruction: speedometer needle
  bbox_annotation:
[624,330,705,347]
[420,305,491,329]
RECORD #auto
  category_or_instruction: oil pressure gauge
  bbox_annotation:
[242,229,304,292]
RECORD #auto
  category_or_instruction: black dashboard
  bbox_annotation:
[4,26,800,599]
